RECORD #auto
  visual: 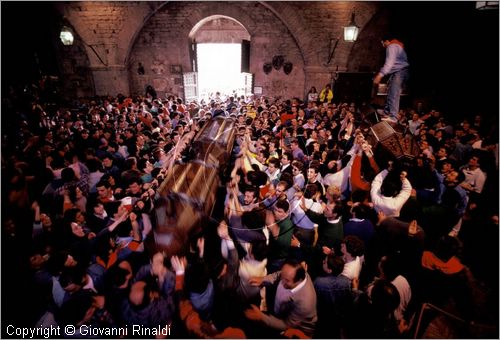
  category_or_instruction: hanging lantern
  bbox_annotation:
[60,26,74,46]
[343,12,359,42]
[283,62,293,75]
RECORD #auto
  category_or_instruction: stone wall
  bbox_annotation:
[55,1,383,100]
[127,1,308,99]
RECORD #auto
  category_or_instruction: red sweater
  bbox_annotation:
[350,154,380,192]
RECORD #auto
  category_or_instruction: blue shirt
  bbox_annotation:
[314,274,352,318]
[379,43,409,76]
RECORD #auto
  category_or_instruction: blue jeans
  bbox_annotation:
[385,68,409,117]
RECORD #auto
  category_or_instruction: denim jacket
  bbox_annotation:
[379,43,409,76]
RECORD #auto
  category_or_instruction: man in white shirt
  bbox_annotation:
[340,235,365,281]
[265,157,281,186]
[459,154,486,194]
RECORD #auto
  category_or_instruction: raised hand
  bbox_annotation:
[170,255,187,275]
[217,220,229,240]
[197,237,205,258]
[244,304,263,321]
[408,220,418,236]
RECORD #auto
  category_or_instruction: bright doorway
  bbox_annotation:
[197,43,243,102]
[186,16,253,103]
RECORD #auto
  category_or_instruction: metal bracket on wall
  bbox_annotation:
[87,44,108,67]
[326,38,339,66]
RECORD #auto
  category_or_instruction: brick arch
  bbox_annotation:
[122,2,170,66]
[124,2,259,67]
[181,3,258,41]
[188,15,250,41]
[124,2,308,66]
[346,6,390,72]
[127,2,308,97]
[257,2,309,66]
[262,2,380,69]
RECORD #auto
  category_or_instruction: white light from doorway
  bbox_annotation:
[197,43,242,102]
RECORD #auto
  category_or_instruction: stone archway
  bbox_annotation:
[187,16,252,101]
[189,15,251,43]
[127,2,306,99]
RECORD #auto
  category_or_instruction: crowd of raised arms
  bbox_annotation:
[2,84,498,338]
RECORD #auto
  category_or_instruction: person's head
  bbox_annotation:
[70,222,85,238]
[326,185,341,202]
[267,157,280,175]
[350,203,369,219]
[128,178,143,195]
[281,151,293,166]
[445,169,465,187]
[341,235,365,258]
[92,202,105,217]
[64,207,85,225]
[378,255,400,281]
[303,183,319,200]
[370,279,400,315]
[381,33,396,47]
[380,171,403,198]
[324,200,342,220]
[243,187,258,205]
[248,240,269,262]
[280,258,306,290]
[96,180,112,199]
[125,156,138,171]
[323,254,345,276]
[436,146,448,159]
[467,154,480,170]
[102,153,114,168]
[307,162,320,182]
[291,160,304,175]
[138,158,154,174]
[124,128,135,139]
[419,140,429,151]
[257,148,269,164]
[440,159,456,174]
[433,235,460,263]
[275,171,291,189]
[312,141,321,153]
[61,167,76,183]
[273,198,290,221]
[275,180,289,196]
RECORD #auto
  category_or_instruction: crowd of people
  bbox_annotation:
[2,83,498,338]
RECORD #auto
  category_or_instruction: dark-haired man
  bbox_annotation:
[314,254,352,338]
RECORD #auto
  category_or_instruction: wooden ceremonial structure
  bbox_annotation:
[146,116,237,255]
